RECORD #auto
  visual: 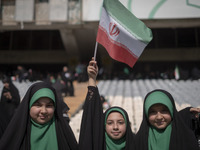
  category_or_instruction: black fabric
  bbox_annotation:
[79,86,104,150]
[79,86,135,150]
[135,89,199,150]
[178,107,194,129]
[0,103,11,139]
[0,81,78,150]
[0,77,20,117]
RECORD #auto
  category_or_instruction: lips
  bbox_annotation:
[156,121,164,125]
[112,132,120,136]
[39,115,46,120]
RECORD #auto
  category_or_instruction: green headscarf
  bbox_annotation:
[29,88,58,150]
[105,108,127,150]
[144,91,174,150]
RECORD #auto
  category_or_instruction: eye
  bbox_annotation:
[149,110,156,115]
[118,121,125,125]
[161,109,169,114]
[32,102,41,107]
[47,104,54,108]
[106,121,113,125]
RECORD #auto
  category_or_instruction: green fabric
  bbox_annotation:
[103,0,152,44]
[148,124,172,150]
[105,132,126,150]
[30,118,58,150]
[144,91,173,116]
[29,88,55,108]
[144,91,173,150]
[29,88,58,150]
[105,108,127,150]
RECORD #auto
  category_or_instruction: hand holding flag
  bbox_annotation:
[95,0,153,67]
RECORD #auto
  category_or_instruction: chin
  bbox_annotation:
[155,125,167,129]
[111,135,122,140]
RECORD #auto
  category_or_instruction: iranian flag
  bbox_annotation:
[96,0,153,67]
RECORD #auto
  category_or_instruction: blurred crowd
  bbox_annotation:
[0,63,200,87]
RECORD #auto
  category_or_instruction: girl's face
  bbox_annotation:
[3,82,9,89]
[148,103,172,129]
[106,112,126,140]
[30,97,55,124]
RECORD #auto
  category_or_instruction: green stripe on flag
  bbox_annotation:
[103,0,153,44]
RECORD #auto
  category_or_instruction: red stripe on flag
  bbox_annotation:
[96,26,138,67]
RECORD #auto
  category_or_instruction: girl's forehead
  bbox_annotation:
[150,103,168,109]
[35,97,54,103]
[107,112,125,119]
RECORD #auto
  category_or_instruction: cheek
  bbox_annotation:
[165,114,172,122]
[30,107,39,118]
[148,115,155,123]
[105,125,110,132]
[120,125,126,134]
[106,125,113,134]
[48,108,55,116]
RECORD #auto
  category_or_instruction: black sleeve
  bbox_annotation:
[178,107,194,130]
[11,89,21,106]
[78,86,104,150]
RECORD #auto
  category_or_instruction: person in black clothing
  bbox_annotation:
[61,66,74,96]
[135,89,199,150]
[0,81,78,150]
[0,76,20,117]
[15,65,28,83]
[78,58,135,150]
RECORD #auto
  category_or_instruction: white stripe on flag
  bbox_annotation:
[99,7,147,57]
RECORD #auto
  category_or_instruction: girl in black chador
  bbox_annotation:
[135,89,199,150]
[78,58,135,150]
[0,81,78,150]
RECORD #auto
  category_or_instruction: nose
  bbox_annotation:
[41,106,47,114]
[113,123,119,130]
[156,112,163,119]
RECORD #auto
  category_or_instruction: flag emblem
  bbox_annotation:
[109,23,120,37]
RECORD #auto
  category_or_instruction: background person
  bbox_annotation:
[61,66,75,96]
[0,76,20,117]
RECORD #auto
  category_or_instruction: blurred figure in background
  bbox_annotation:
[0,76,20,118]
[61,66,74,96]
[100,95,110,111]
[15,65,28,83]
[75,62,87,82]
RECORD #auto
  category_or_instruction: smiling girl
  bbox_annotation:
[135,89,199,150]
[0,81,78,150]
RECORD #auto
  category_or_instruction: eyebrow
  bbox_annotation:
[107,119,125,121]
[34,100,54,104]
